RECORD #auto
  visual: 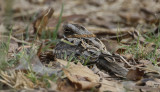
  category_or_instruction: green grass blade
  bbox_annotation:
[52,3,64,40]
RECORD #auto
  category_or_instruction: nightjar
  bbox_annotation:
[54,23,111,64]
[53,23,128,77]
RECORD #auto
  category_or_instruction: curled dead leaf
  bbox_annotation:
[57,78,75,92]
[126,68,144,81]
[62,62,101,91]
[33,7,54,36]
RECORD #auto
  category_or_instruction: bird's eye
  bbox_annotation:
[64,28,71,32]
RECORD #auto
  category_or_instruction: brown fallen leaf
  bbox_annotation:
[57,59,101,91]
[33,7,54,36]
[101,39,119,53]
[57,78,75,92]
[100,79,125,92]
[63,64,101,90]
[126,68,144,81]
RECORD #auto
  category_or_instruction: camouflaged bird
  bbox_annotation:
[53,23,128,77]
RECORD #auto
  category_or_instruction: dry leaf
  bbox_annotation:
[0,71,35,89]
[100,79,125,92]
[33,7,54,36]
[101,39,119,53]
[62,62,101,91]
[57,78,75,92]
[126,68,144,81]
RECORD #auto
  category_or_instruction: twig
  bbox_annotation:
[1,35,30,45]
[119,55,133,67]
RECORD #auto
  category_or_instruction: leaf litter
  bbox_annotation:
[0,0,160,92]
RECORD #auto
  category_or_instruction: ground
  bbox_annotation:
[0,0,160,92]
